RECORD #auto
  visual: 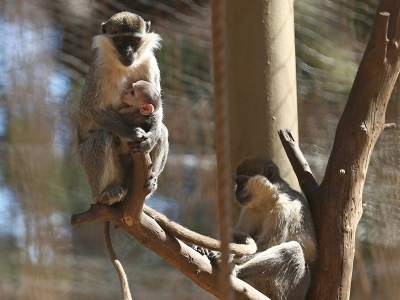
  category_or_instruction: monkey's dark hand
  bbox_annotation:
[192,245,221,263]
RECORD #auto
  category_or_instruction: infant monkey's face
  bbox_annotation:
[122,81,156,115]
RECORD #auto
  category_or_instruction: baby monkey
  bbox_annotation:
[120,80,159,120]
[116,80,168,196]
[118,80,161,142]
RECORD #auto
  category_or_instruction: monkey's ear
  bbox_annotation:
[146,21,151,32]
[264,165,278,183]
[101,22,108,34]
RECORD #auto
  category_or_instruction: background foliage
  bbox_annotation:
[0,0,399,299]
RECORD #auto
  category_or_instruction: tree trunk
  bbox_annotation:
[225,0,299,220]
[305,1,400,299]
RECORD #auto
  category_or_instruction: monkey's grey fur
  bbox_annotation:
[102,12,148,36]
[77,12,166,205]
[202,157,317,300]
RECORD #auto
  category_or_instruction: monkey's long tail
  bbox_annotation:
[143,205,257,255]
[104,221,133,300]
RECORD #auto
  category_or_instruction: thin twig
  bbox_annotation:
[104,221,132,300]
[277,129,319,207]
[383,123,396,130]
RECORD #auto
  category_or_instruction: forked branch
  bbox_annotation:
[302,1,400,299]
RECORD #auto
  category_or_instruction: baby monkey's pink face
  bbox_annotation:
[121,80,159,115]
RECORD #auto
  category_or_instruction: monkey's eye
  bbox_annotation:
[130,37,141,44]
[113,37,124,44]
[266,168,276,182]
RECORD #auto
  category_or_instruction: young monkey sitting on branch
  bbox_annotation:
[197,157,317,300]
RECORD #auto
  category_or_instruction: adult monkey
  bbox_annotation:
[196,158,317,300]
[77,12,164,205]
[76,12,165,298]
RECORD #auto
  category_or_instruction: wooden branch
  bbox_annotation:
[308,1,400,299]
[277,129,319,207]
[104,221,132,300]
[383,122,396,130]
[71,203,119,225]
[374,12,389,59]
[71,152,269,300]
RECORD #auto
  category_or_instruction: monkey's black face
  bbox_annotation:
[234,175,252,206]
[112,35,142,66]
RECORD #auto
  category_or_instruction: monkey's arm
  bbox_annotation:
[143,205,257,256]
[79,69,140,141]
[149,123,168,177]
[139,123,168,194]
[80,103,140,141]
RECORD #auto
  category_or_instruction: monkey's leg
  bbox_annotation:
[144,124,168,195]
[234,241,311,300]
[77,129,125,205]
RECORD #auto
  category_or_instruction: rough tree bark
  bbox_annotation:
[71,153,269,300]
[281,1,400,299]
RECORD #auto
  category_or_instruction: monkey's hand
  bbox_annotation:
[131,127,147,141]
[128,128,159,153]
[192,244,252,266]
[192,245,221,263]
[192,246,237,273]
[126,127,151,152]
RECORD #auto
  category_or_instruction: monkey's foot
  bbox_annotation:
[97,185,126,205]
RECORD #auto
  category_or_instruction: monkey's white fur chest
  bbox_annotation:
[95,60,156,111]
[235,175,317,263]
[93,34,161,111]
